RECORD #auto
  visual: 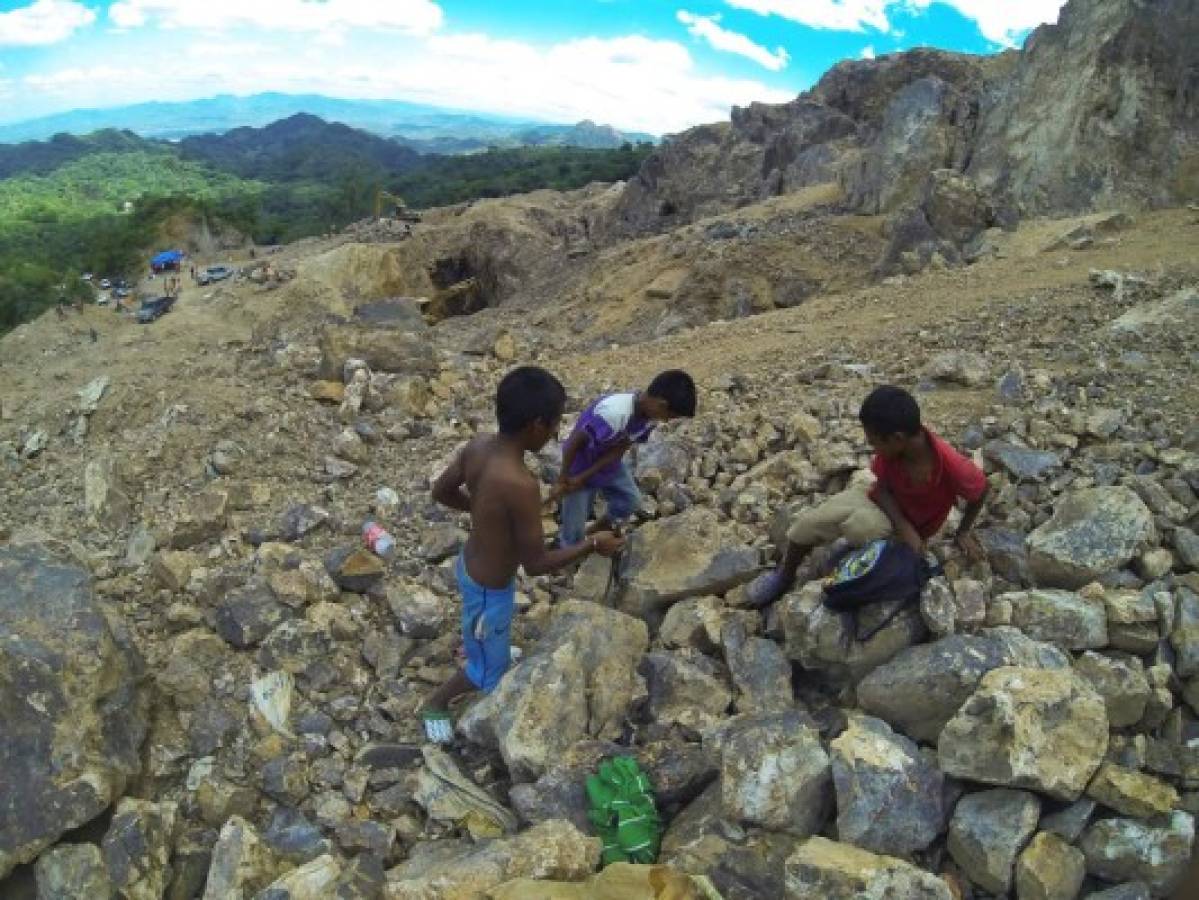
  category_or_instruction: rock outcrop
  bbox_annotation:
[0,543,148,879]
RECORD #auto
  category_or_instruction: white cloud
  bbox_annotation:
[908,0,1067,46]
[0,0,95,46]
[723,0,1066,44]
[860,44,876,59]
[108,0,444,36]
[677,9,789,71]
[723,0,890,33]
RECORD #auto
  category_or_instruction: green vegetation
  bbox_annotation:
[0,116,653,333]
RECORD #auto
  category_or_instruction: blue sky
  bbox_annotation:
[0,0,1068,132]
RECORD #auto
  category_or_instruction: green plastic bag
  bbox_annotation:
[585,756,662,867]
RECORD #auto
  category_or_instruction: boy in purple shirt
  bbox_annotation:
[554,370,697,545]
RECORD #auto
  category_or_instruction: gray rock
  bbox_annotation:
[1083,884,1152,900]
[201,817,278,900]
[948,788,1041,894]
[1027,487,1156,588]
[857,630,1069,743]
[1041,798,1097,843]
[1080,811,1195,897]
[317,322,437,380]
[926,350,991,386]
[784,836,953,899]
[716,711,831,836]
[984,441,1061,481]
[1015,831,1086,900]
[215,581,292,649]
[830,715,946,856]
[978,527,1033,586]
[1174,527,1199,571]
[84,454,132,530]
[721,619,794,713]
[1171,587,1199,678]
[1074,651,1151,728]
[323,547,385,593]
[459,601,648,781]
[418,523,466,562]
[255,854,343,899]
[101,798,178,900]
[780,581,926,681]
[35,844,114,900]
[261,754,311,805]
[0,543,148,880]
[262,807,330,864]
[1003,588,1109,649]
[279,504,329,541]
[385,581,449,640]
[616,508,759,619]
[939,666,1109,801]
[642,651,733,730]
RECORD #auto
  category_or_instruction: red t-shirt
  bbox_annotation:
[868,428,987,538]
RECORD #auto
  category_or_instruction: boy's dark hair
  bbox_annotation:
[496,366,566,435]
[647,369,697,417]
[859,385,922,437]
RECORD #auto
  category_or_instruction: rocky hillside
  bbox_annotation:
[605,0,1198,273]
[1,0,1198,896]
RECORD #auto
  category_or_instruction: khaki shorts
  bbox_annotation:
[786,480,892,548]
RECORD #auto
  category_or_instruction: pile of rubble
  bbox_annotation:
[2,252,1197,898]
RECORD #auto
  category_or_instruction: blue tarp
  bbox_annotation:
[150,250,183,270]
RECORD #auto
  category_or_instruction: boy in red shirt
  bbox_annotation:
[745,384,988,607]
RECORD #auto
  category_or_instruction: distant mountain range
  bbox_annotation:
[0,92,656,152]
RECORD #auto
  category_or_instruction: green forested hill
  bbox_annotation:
[0,115,651,333]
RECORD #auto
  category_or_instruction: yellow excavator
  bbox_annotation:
[373,189,422,223]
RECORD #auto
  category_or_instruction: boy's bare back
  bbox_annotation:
[453,434,541,589]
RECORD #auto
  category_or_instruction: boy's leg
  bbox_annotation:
[599,463,642,527]
[558,485,595,547]
[743,483,881,608]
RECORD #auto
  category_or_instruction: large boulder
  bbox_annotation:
[615,509,759,619]
[830,715,947,856]
[459,600,648,781]
[938,666,1109,801]
[714,711,832,836]
[0,543,148,879]
[383,820,599,900]
[780,581,926,681]
[1016,831,1087,900]
[784,836,954,900]
[1079,812,1195,897]
[1074,651,1151,728]
[947,788,1041,895]
[1003,588,1109,649]
[641,651,733,730]
[101,798,179,900]
[856,629,1069,743]
[1027,487,1156,588]
[317,323,437,380]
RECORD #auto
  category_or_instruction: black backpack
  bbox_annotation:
[822,539,942,641]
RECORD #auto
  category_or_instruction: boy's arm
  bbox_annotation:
[510,478,622,574]
[431,447,471,513]
[555,430,588,494]
[571,439,631,485]
[953,482,989,561]
[870,484,924,553]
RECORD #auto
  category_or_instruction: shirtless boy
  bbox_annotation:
[421,366,624,743]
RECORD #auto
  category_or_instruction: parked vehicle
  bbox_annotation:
[114,287,131,299]
[136,295,176,324]
[99,278,112,289]
[197,265,234,285]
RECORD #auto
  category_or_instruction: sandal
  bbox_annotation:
[421,710,454,744]
[742,569,794,609]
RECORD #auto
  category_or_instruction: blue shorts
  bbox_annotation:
[457,554,515,693]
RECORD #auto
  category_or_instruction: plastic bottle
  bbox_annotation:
[362,520,396,561]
